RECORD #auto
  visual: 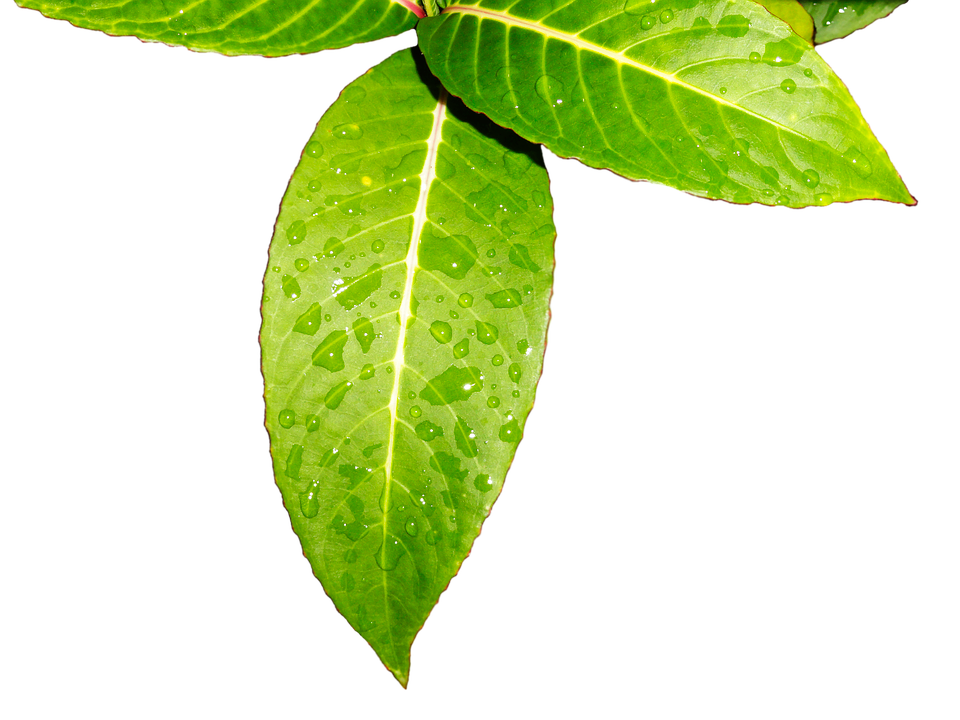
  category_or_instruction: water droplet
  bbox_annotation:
[336,263,383,310]
[475,321,499,345]
[430,320,453,344]
[319,447,339,467]
[512,390,520,398]
[517,339,530,355]
[278,409,296,429]
[284,444,304,479]
[324,380,353,410]
[762,38,805,67]
[435,295,444,303]
[499,417,520,443]
[340,572,355,591]
[281,274,301,300]
[458,293,473,308]
[815,193,834,206]
[375,536,402,571]
[293,303,322,335]
[294,257,309,272]
[659,9,674,23]
[312,330,348,372]
[425,529,441,546]
[362,443,382,458]
[299,478,321,518]
[415,420,444,441]
[508,362,522,382]
[802,169,821,189]
[360,364,376,380]
[307,178,322,193]
[323,237,344,257]
[332,123,363,140]
[719,86,728,95]
[305,141,323,159]
[640,15,656,30]
[430,451,468,481]
[419,226,478,279]
[487,396,501,408]
[407,391,416,400]
[717,14,749,37]
[286,220,306,246]
[305,414,320,432]
[435,153,457,180]
[508,244,541,272]
[343,84,366,103]
[454,416,479,458]
[405,517,418,537]
[803,68,814,78]
[453,338,470,359]
[749,51,761,63]
[474,474,493,493]
[486,288,523,308]
[350,317,374,354]
[449,309,459,320]
[780,78,797,94]
[344,548,357,563]
[842,146,873,178]
[420,366,483,405]
[491,354,504,366]
[371,239,385,253]
[534,75,564,106]
[410,405,422,418]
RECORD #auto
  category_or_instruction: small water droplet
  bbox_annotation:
[305,141,323,159]
[749,51,761,63]
[278,409,296,429]
[487,396,501,408]
[415,420,444,441]
[815,193,834,206]
[659,8,673,23]
[371,239,385,253]
[453,338,470,359]
[474,474,493,493]
[780,78,797,94]
[491,354,504,366]
[405,517,418,537]
[307,178,322,193]
[508,363,523,383]
[410,405,422,418]
[458,293,474,308]
[375,536,402,571]
[425,529,441,546]
[359,364,376,380]
[305,414,320,432]
[324,380,353,410]
[286,220,306,246]
[475,321,499,345]
[294,258,309,272]
[332,123,363,140]
[802,169,821,188]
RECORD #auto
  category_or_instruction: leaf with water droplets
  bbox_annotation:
[14,0,424,56]
[260,49,555,687]
[417,0,914,207]
[798,0,908,44]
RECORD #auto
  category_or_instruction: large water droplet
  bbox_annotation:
[486,288,523,308]
[312,330,348,372]
[842,146,873,178]
[420,366,484,405]
[802,169,821,189]
[299,479,321,518]
[353,317,375,353]
[474,474,493,493]
[415,420,444,442]
[508,362,523,383]
[332,123,363,140]
[293,303,322,336]
[499,417,521,443]
[305,141,323,159]
[454,416,479,458]
[360,364,376,380]
[458,293,474,308]
[375,536,403,571]
[534,75,565,106]
[405,517,418,537]
[286,219,306,246]
[453,338,470,359]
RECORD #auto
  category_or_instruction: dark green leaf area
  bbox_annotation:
[16,0,421,56]
[418,0,914,207]
[261,49,555,687]
[799,1,908,43]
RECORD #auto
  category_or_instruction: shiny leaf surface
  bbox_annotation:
[418,0,913,207]
[260,48,555,686]
[14,0,424,56]
[799,1,908,43]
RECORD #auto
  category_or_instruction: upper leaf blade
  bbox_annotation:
[418,0,914,207]
[14,0,424,56]
[754,0,814,43]
[261,48,555,686]
[799,1,908,44]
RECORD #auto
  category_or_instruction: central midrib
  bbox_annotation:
[440,4,811,144]
[380,90,448,574]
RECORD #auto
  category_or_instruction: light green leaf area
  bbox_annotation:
[753,0,814,43]
[14,0,422,56]
[799,1,908,44]
[418,0,914,207]
[261,49,555,687]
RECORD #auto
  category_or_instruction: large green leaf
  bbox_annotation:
[799,1,908,44]
[260,48,555,686]
[14,0,423,56]
[417,0,914,207]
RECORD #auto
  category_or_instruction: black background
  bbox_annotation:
[4,3,930,700]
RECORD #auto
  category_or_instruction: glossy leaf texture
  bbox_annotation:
[753,0,814,43]
[14,0,423,56]
[260,48,555,686]
[799,1,908,44]
[418,0,914,207]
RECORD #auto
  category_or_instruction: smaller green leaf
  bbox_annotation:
[754,0,815,43]
[799,0,908,43]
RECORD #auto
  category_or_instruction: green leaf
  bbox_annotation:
[417,0,914,207]
[14,0,424,56]
[799,1,908,44]
[260,48,555,686]
[753,0,814,43]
